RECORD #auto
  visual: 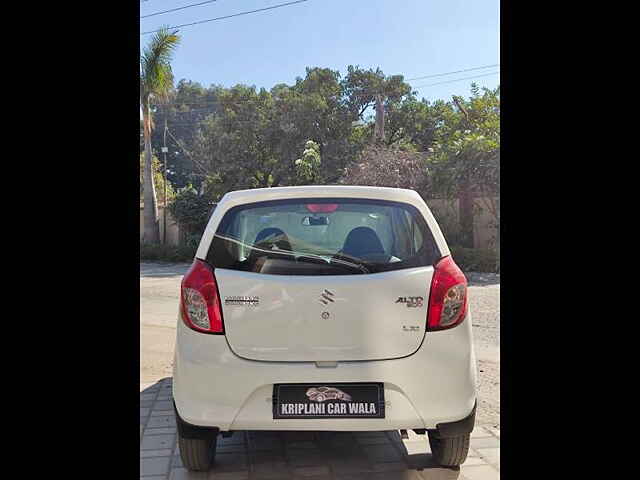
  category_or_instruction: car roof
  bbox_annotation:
[220,185,423,205]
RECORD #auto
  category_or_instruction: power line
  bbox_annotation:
[406,64,499,82]
[141,0,311,35]
[166,127,209,173]
[141,0,222,20]
[412,71,499,88]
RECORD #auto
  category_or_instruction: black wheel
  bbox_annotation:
[427,431,470,467]
[178,434,217,472]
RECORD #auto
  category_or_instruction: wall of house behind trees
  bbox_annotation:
[426,197,499,252]
[139,204,181,246]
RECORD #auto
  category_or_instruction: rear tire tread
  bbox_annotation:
[428,432,470,467]
[178,435,216,472]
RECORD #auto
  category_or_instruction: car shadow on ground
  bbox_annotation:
[140,377,461,479]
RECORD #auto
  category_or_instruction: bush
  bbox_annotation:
[168,186,212,237]
[140,243,197,263]
[182,232,203,250]
[340,145,428,189]
[449,246,499,273]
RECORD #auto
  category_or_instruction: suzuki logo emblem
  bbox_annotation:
[318,289,335,305]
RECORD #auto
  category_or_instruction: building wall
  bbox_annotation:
[140,205,181,246]
[426,197,499,251]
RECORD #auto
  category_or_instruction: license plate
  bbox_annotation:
[273,382,385,419]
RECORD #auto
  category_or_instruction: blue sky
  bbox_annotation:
[140,0,499,103]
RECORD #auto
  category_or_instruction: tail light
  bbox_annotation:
[180,259,224,334]
[427,256,468,331]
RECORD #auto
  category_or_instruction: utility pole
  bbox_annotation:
[374,94,385,143]
[162,115,168,245]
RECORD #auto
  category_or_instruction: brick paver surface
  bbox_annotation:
[140,379,500,480]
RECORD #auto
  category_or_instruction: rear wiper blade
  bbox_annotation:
[330,255,370,274]
[293,253,368,273]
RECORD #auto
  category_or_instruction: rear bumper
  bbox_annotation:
[173,312,477,432]
[434,399,476,437]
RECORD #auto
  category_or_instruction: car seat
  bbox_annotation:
[341,226,386,258]
[247,228,294,272]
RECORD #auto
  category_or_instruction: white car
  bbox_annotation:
[172,185,477,471]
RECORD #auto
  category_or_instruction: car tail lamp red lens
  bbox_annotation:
[306,204,339,213]
[427,256,468,331]
[180,259,224,334]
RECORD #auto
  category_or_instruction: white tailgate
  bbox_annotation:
[216,266,433,362]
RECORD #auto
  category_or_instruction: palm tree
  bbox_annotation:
[140,27,180,243]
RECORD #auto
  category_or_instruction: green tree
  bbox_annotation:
[193,85,278,190]
[191,68,360,190]
[140,152,174,204]
[384,97,449,150]
[342,65,412,121]
[159,67,500,256]
[273,67,356,183]
[168,185,212,237]
[428,85,500,248]
[295,140,321,184]
[146,80,223,191]
[140,27,180,243]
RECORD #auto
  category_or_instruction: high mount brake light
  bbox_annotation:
[180,259,224,334]
[427,256,468,331]
[305,204,339,213]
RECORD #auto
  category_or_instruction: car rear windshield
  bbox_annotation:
[206,198,441,275]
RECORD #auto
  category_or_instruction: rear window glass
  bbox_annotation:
[207,198,440,275]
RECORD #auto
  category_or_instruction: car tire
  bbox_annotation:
[427,431,470,467]
[178,434,217,472]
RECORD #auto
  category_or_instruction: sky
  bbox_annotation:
[140,0,499,103]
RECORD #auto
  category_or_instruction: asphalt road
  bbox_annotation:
[140,263,500,427]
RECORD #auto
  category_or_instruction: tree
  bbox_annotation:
[162,66,419,196]
[427,85,500,248]
[340,145,427,190]
[167,185,212,238]
[191,68,361,191]
[146,80,223,191]
[192,85,279,191]
[158,66,499,255]
[273,67,356,183]
[295,140,321,184]
[384,97,448,150]
[140,152,174,204]
[342,66,411,121]
[342,65,413,143]
[140,27,180,243]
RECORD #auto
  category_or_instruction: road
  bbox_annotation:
[140,263,500,427]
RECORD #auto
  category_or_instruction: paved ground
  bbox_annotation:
[140,263,500,478]
[140,263,190,383]
[141,378,500,480]
[464,274,500,427]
